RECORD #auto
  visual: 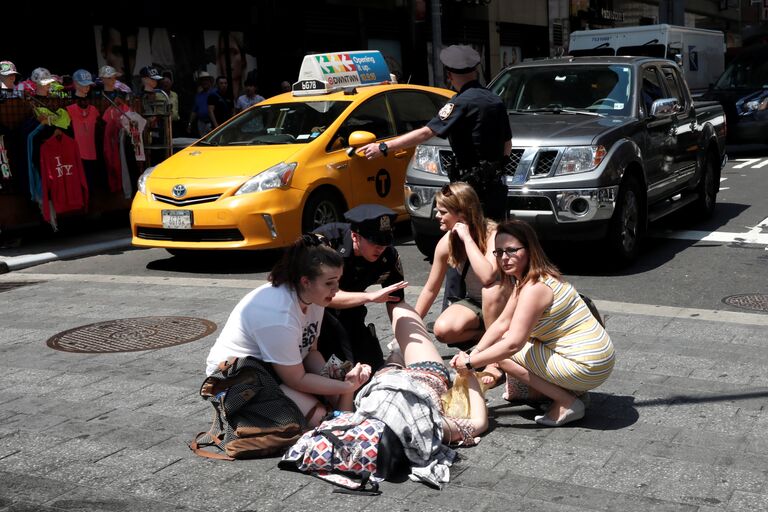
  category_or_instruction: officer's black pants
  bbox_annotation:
[477,179,508,222]
[317,307,385,373]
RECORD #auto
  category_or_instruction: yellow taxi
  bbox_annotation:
[130,51,453,252]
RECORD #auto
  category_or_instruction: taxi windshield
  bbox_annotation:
[199,101,352,146]
[491,65,633,116]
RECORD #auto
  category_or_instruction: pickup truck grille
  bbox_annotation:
[504,149,525,175]
[532,150,558,176]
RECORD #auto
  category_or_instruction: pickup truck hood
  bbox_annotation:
[151,145,302,179]
[509,113,633,146]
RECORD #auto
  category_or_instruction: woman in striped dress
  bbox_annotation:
[450,220,615,426]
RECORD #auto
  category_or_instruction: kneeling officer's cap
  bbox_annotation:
[440,44,481,74]
[345,204,397,246]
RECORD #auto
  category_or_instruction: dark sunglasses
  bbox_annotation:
[440,184,453,196]
[492,246,525,258]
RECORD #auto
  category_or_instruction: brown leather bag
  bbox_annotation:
[189,356,308,460]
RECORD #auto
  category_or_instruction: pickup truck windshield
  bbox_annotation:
[199,101,351,146]
[490,65,633,116]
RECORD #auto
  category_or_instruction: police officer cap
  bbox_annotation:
[440,45,481,74]
[345,204,397,246]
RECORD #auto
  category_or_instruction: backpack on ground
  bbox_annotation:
[278,411,409,495]
[189,356,307,460]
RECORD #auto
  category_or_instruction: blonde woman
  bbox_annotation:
[414,183,507,385]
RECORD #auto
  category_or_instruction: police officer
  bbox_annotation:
[361,44,512,220]
[314,204,408,372]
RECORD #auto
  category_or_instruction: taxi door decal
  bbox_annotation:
[369,168,391,197]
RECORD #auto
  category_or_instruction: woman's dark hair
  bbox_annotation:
[496,219,561,286]
[269,234,343,290]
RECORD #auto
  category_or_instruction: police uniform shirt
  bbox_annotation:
[426,80,512,168]
[313,222,405,302]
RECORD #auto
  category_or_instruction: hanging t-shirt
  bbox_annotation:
[103,105,130,193]
[205,283,325,376]
[120,111,147,162]
[39,132,89,222]
[0,128,11,185]
[65,103,100,161]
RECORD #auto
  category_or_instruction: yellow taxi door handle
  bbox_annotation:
[393,150,409,159]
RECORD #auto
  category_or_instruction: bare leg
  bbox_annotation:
[391,302,443,366]
[279,385,327,427]
[477,282,513,385]
[497,359,577,421]
[433,304,483,344]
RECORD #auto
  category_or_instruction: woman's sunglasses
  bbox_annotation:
[492,246,525,258]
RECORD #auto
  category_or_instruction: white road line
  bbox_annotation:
[2,272,767,327]
[732,158,760,168]
[653,217,768,247]
[754,159,768,168]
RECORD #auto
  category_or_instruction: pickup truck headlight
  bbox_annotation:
[554,146,607,175]
[412,145,446,176]
[234,162,297,195]
[137,166,155,195]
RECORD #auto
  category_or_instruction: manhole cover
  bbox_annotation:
[0,281,45,293]
[722,294,768,313]
[47,316,217,353]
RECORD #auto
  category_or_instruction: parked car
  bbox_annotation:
[130,51,453,253]
[405,56,727,262]
[700,43,768,146]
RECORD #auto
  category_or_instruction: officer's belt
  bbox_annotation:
[443,157,504,185]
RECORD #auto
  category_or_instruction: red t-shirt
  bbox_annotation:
[40,133,89,221]
[65,103,99,160]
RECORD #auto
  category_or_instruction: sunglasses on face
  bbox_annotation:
[492,246,525,258]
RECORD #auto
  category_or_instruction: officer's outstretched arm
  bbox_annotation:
[362,126,436,159]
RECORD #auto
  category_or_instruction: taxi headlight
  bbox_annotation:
[554,146,607,175]
[234,162,297,195]
[137,166,155,195]
[412,145,446,175]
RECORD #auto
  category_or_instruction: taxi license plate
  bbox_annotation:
[162,210,192,229]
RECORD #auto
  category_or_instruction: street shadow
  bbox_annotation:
[145,249,282,274]
[546,201,750,277]
[488,392,639,431]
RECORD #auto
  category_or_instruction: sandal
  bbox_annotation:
[477,363,504,389]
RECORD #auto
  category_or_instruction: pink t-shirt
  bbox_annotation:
[66,104,99,160]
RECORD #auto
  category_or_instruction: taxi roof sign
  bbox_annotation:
[293,50,392,96]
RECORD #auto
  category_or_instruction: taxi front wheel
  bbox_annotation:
[302,190,344,232]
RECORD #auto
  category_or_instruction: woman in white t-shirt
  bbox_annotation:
[205,234,372,426]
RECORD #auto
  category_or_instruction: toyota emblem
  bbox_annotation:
[172,184,187,198]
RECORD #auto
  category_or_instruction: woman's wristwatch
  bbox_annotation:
[465,353,474,370]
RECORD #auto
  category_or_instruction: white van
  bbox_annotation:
[568,24,725,95]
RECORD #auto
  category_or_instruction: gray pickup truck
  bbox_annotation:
[404,56,727,262]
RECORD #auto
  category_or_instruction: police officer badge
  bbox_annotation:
[379,215,391,232]
[439,102,455,120]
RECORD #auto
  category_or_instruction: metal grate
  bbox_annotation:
[533,150,558,176]
[46,316,218,353]
[722,294,768,313]
[438,150,453,176]
[504,149,525,175]
[0,281,45,293]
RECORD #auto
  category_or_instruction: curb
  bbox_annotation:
[0,238,133,273]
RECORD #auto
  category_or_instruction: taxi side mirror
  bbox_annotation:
[348,130,376,148]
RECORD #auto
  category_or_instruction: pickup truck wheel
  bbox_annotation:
[302,191,343,233]
[689,156,717,220]
[607,176,642,263]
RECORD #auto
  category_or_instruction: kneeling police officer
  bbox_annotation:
[314,204,408,372]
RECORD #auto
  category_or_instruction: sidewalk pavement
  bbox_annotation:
[0,227,132,274]
[1,236,768,511]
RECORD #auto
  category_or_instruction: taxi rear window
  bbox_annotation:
[199,101,352,146]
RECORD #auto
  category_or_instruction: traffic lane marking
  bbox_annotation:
[3,272,768,327]
[651,216,768,248]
